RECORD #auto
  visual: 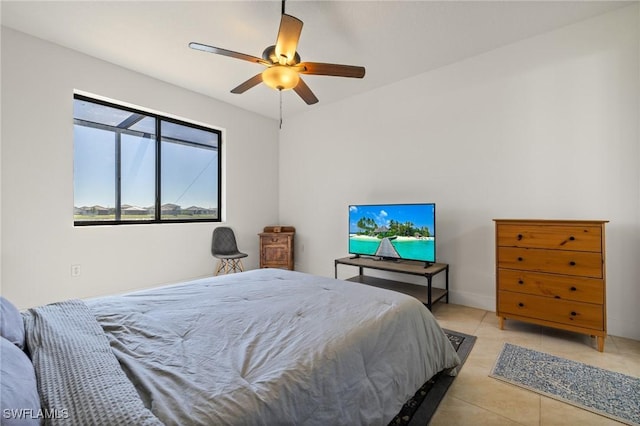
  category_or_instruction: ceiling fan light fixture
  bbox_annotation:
[262,65,300,91]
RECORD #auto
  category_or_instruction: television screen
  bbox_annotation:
[348,203,436,263]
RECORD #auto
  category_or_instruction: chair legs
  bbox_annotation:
[215,259,245,275]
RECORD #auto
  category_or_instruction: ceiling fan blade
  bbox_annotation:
[189,42,269,66]
[293,77,319,105]
[297,62,365,78]
[230,74,264,94]
[275,14,303,65]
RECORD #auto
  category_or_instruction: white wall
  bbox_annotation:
[1,28,280,308]
[279,5,640,340]
[2,6,639,341]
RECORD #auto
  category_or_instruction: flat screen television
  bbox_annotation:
[348,203,436,265]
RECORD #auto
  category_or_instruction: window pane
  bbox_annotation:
[162,121,218,148]
[129,116,156,135]
[74,95,221,225]
[74,126,116,221]
[74,99,136,127]
[161,121,218,220]
[121,134,155,220]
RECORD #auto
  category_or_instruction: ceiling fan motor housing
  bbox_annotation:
[262,45,300,65]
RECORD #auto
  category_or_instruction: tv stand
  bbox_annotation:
[334,256,449,310]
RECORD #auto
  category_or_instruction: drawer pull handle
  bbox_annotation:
[517,257,523,262]
[518,280,524,285]
[570,311,577,316]
[518,303,524,307]
[569,236,575,241]
[569,261,576,266]
[517,234,523,241]
[570,286,577,291]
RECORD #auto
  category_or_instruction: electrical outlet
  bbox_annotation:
[71,264,81,277]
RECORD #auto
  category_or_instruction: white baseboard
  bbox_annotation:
[447,289,495,313]
[607,317,640,341]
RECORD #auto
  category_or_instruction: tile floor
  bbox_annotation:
[428,303,640,425]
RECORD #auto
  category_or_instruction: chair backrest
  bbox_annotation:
[211,227,240,256]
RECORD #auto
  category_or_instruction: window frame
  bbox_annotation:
[73,94,222,226]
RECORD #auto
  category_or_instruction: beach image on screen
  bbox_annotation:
[349,204,435,262]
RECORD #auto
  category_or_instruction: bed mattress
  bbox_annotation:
[24,268,460,425]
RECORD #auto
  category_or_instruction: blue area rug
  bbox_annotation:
[490,343,640,426]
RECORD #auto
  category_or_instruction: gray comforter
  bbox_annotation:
[26,269,460,425]
[22,300,162,426]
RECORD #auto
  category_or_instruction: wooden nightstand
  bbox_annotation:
[259,226,295,270]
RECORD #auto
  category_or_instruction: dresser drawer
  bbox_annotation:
[497,247,602,278]
[261,235,290,245]
[497,269,603,304]
[498,291,603,330]
[497,224,602,252]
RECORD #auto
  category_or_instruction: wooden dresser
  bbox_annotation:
[259,226,295,270]
[494,219,608,351]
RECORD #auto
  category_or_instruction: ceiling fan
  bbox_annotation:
[189,1,365,105]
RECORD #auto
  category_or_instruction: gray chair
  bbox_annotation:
[211,227,248,275]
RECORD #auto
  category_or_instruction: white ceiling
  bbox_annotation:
[1,1,634,120]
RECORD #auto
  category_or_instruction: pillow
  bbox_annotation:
[0,337,40,425]
[0,297,25,350]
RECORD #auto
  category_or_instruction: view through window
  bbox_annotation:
[73,95,221,224]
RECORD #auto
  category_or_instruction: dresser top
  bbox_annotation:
[262,225,296,233]
[493,219,608,225]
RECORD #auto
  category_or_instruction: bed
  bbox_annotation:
[2,268,460,425]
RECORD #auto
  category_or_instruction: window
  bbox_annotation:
[73,94,221,225]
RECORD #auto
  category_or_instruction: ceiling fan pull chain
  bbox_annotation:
[279,90,283,129]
